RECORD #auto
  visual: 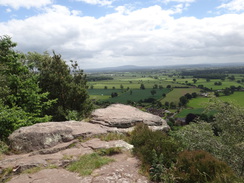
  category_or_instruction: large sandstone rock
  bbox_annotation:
[8,121,108,153]
[90,104,169,129]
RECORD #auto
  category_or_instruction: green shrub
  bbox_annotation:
[174,150,236,183]
[0,141,9,154]
[0,104,51,141]
[130,123,181,171]
[96,147,122,156]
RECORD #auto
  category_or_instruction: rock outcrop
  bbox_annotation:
[9,104,169,153]
[90,104,169,128]
[8,121,109,153]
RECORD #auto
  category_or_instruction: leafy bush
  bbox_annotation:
[0,141,9,156]
[0,103,51,141]
[172,100,244,177]
[96,147,122,156]
[174,150,236,183]
[130,123,181,171]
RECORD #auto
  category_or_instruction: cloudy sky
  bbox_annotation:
[1,0,244,69]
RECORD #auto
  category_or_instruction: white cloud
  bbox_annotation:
[6,8,11,13]
[164,0,195,3]
[74,0,114,6]
[0,5,244,69]
[218,0,244,12]
[0,0,52,9]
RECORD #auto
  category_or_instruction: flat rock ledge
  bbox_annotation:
[90,104,169,128]
[1,139,150,183]
[8,121,109,153]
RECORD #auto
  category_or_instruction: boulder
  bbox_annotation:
[90,104,169,129]
[8,121,108,153]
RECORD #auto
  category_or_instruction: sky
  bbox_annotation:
[0,0,244,69]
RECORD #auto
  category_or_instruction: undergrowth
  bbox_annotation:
[66,153,114,176]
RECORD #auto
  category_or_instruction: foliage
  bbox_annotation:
[0,36,54,116]
[174,150,236,183]
[0,140,9,154]
[172,99,244,177]
[96,147,122,156]
[0,102,51,141]
[130,123,181,171]
[0,167,13,183]
[149,149,177,182]
[0,36,53,141]
[26,52,93,121]
[66,153,113,176]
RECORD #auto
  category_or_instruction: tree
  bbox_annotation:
[223,88,231,96]
[166,85,171,89]
[185,113,198,124]
[192,78,197,84]
[151,90,156,96]
[170,102,176,109]
[153,84,158,89]
[0,36,54,115]
[191,92,197,98]
[179,96,188,106]
[184,93,192,100]
[0,36,53,139]
[140,83,145,90]
[164,101,169,107]
[214,91,220,97]
[26,51,92,121]
[111,92,118,98]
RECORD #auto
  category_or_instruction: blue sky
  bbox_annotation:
[1,0,244,69]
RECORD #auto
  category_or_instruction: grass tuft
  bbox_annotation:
[66,153,114,176]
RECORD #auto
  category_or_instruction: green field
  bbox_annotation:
[176,108,205,118]
[109,89,170,103]
[187,92,244,108]
[87,71,244,113]
[220,91,244,107]
[160,88,201,104]
[187,97,210,108]
[88,75,187,90]
[88,89,122,100]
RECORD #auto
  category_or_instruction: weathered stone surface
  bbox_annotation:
[8,121,109,153]
[1,139,149,183]
[7,154,150,183]
[82,138,134,151]
[8,169,85,183]
[90,104,169,129]
[91,153,150,183]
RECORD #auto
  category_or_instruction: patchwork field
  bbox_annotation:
[88,88,171,104]
[160,88,201,104]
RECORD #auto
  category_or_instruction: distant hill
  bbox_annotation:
[84,63,244,73]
